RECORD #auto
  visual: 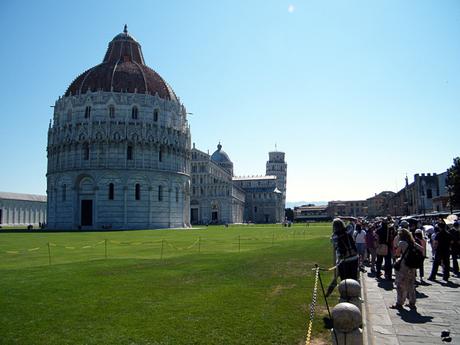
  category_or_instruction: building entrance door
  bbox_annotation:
[191,208,199,224]
[81,200,93,226]
[212,211,218,222]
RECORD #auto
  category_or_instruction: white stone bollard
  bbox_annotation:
[331,302,363,345]
[338,279,362,311]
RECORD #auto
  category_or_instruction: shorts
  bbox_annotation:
[356,243,366,256]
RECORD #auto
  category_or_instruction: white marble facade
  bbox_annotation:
[191,144,287,224]
[47,92,191,230]
[0,192,47,226]
[46,28,191,230]
[190,145,245,224]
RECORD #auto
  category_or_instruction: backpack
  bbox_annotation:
[338,233,357,259]
[404,243,424,269]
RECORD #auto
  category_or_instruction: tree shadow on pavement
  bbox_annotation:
[397,308,434,324]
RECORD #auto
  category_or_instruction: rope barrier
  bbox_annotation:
[305,265,320,345]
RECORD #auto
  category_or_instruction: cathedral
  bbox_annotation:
[190,143,287,224]
[46,27,286,229]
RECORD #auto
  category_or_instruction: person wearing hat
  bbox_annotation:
[449,221,460,276]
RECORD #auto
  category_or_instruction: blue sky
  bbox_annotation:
[0,0,459,202]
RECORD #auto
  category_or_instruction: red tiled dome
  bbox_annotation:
[65,26,177,101]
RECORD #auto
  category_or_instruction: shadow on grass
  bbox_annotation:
[323,316,333,329]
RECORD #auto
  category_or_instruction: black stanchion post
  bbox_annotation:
[47,242,51,265]
[316,265,339,345]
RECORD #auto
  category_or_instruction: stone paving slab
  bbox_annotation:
[362,253,460,345]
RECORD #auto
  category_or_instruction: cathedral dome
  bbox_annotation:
[65,25,177,101]
[211,143,232,164]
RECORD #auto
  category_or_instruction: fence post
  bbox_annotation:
[104,239,107,259]
[47,242,51,265]
[160,239,164,260]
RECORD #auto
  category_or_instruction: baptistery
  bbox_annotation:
[46,26,191,229]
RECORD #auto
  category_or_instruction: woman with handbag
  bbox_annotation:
[376,221,393,281]
[390,228,423,310]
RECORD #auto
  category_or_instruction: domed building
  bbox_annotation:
[190,143,287,224]
[46,26,191,229]
[210,143,233,175]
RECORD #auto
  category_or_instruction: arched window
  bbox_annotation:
[127,145,133,160]
[62,184,67,202]
[132,106,138,120]
[159,148,163,162]
[153,109,159,122]
[427,189,433,199]
[175,187,179,202]
[135,184,141,200]
[108,183,114,200]
[108,105,115,118]
[158,185,163,201]
[83,144,89,160]
[85,106,91,119]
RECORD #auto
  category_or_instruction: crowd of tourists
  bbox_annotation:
[332,215,460,310]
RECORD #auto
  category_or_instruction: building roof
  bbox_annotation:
[233,175,277,181]
[65,25,177,101]
[0,192,47,202]
[210,143,232,164]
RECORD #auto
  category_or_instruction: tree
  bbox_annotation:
[446,157,460,212]
[285,208,294,222]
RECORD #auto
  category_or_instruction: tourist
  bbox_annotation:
[428,222,452,282]
[376,221,393,281]
[365,224,377,272]
[414,229,427,283]
[390,228,422,310]
[353,223,367,271]
[449,221,459,276]
[331,218,359,281]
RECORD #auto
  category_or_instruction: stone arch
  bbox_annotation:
[74,174,96,228]
[113,132,121,141]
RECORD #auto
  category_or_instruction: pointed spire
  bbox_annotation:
[217,141,222,151]
[123,24,128,34]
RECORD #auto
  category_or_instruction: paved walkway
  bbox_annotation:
[362,252,460,345]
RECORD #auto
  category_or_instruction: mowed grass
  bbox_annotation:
[0,224,336,345]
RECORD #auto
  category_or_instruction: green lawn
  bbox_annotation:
[0,224,336,345]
